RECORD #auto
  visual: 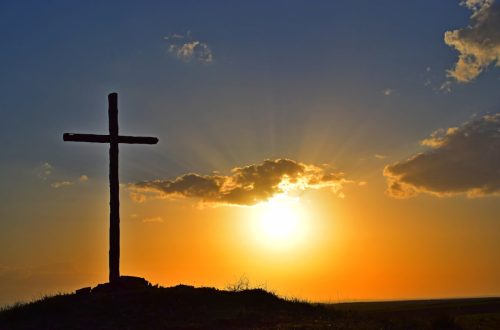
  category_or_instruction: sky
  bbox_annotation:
[1,0,500,306]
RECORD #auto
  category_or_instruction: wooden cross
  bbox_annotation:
[63,93,158,284]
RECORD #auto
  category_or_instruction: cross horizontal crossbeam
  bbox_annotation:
[63,93,159,284]
[63,133,158,145]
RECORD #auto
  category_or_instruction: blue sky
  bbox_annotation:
[1,0,498,182]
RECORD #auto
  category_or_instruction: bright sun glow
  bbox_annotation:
[251,194,309,249]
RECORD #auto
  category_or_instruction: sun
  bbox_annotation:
[251,194,308,249]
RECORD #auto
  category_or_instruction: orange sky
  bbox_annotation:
[3,171,499,307]
[118,177,500,302]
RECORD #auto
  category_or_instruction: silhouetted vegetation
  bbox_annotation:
[1,278,499,329]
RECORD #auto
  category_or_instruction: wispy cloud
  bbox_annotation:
[164,32,213,63]
[51,181,73,188]
[36,163,89,189]
[384,113,500,198]
[141,216,164,223]
[51,174,89,189]
[35,162,52,180]
[128,159,349,206]
[444,0,500,83]
[383,88,394,96]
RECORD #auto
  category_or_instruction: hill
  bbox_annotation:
[1,277,499,329]
[0,277,329,329]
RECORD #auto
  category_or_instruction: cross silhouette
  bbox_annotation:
[63,93,158,283]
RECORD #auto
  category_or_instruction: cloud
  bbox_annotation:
[444,0,500,82]
[423,66,442,89]
[35,162,52,180]
[164,32,213,63]
[35,162,89,188]
[128,159,348,206]
[419,127,459,147]
[383,88,394,96]
[374,154,387,160]
[384,113,500,198]
[50,174,89,189]
[142,216,164,223]
[51,181,73,188]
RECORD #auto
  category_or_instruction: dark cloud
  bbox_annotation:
[384,113,500,198]
[444,0,500,82]
[128,159,347,206]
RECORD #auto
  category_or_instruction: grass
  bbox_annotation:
[0,281,331,329]
[1,278,499,329]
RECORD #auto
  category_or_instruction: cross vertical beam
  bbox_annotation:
[63,93,158,285]
[108,93,120,283]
